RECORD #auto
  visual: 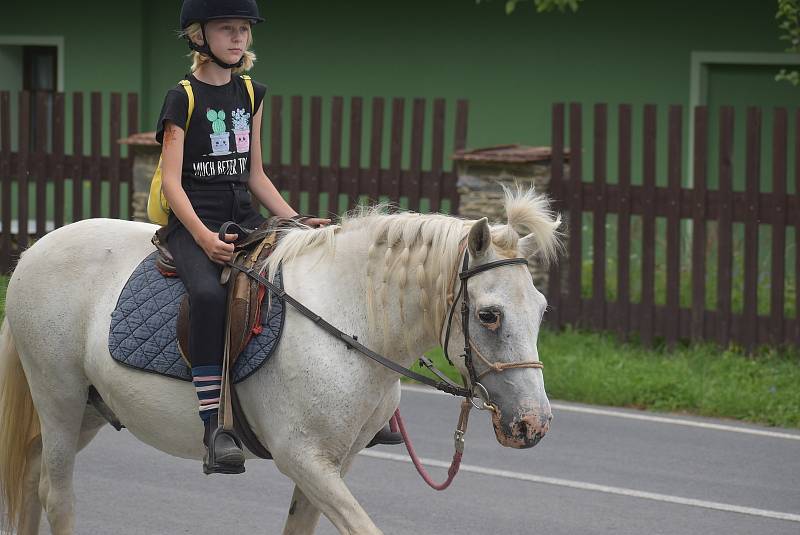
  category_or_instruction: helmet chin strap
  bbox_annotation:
[187,23,244,70]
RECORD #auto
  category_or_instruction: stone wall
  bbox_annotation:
[120,133,161,223]
[131,146,161,223]
[454,148,566,293]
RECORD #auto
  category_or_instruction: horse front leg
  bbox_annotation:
[281,447,364,534]
[281,485,321,535]
[277,452,382,535]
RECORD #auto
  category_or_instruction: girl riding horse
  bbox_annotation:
[158,0,400,474]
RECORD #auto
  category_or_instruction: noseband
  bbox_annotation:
[440,238,544,412]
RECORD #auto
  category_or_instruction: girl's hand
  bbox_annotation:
[303,217,332,228]
[196,229,238,264]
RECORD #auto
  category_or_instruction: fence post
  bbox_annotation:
[691,106,709,343]
[641,104,657,347]
[0,92,10,274]
[548,103,566,329]
[592,103,608,332]
[665,105,683,348]
[17,91,30,252]
[617,104,633,341]
[717,107,734,348]
[771,108,788,346]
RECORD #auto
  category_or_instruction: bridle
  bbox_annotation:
[223,223,547,488]
[439,237,544,412]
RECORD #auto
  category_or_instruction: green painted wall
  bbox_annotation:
[143,0,787,169]
[0,1,143,94]
[0,47,23,91]
[707,64,799,192]
[0,1,143,153]
[0,0,791,163]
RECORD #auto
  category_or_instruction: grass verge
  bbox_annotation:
[412,326,800,429]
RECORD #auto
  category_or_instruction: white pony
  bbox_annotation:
[0,186,560,535]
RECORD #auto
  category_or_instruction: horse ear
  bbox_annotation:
[468,217,492,259]
[518,232,538,258]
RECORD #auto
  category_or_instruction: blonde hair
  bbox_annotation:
[182,22,256,75]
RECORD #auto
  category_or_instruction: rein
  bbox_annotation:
[224,228,544,490]
[224,262,472,398]
[388,400,472,491]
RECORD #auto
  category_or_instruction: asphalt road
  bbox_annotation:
[30,386,800,535]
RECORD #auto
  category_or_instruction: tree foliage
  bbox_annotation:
[476,0,584,16]
[776,0,800,86]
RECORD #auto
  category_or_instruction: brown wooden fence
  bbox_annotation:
[0,91,468,274]
[258,95,468,216]
[546,103,800,351]
[0,90,139,274]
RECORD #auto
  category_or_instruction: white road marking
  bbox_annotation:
[360,450,800,523]
[400,384,800,441]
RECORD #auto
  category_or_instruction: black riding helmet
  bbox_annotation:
[180,0,265,70]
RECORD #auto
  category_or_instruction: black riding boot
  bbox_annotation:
[366,423,403,448]
[203,412,246,475]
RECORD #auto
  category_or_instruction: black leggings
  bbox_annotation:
[166,184,265,367]
[169,226,228,367]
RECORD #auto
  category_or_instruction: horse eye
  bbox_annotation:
[479,310,500,324]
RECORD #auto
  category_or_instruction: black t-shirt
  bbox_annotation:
[155,74,267,185]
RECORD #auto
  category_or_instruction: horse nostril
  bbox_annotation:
[516,420,529,439]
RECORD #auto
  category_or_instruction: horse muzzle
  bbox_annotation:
[491,406,552,449]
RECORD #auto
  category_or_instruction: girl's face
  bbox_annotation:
[202,19,252,64]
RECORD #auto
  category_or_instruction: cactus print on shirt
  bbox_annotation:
[155,74,267,185]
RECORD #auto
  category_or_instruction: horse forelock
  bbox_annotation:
[500,183,563,266]
[260,188,560,349]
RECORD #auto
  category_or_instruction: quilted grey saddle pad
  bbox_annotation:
[108,251,285,383]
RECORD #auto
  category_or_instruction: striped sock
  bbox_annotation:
[192,365,222,423]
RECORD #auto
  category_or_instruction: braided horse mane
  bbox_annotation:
[261,184,562,355]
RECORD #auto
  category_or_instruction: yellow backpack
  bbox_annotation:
[147,75,256,225]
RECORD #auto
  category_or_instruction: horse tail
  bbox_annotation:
[0,317,41,532]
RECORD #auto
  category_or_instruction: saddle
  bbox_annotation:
[152,217,287,368]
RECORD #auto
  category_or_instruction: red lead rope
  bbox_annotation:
[389,400,472,491]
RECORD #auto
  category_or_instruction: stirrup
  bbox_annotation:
[203,425,246,475]
[366,424,403,448]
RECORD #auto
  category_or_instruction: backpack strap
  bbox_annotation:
[178,79,195,130]
[147,80,194,225]
[240,74,255,114]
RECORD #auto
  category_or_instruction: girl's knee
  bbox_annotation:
[192,284,227,309]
